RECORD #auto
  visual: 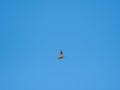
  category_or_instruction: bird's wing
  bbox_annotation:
[60,50,63,55]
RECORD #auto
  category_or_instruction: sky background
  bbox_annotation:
[0,0,120,90]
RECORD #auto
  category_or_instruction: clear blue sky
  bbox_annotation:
[0,0,120,90]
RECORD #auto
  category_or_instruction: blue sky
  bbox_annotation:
[0,0,120,90]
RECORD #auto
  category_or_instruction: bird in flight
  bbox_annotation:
[58,50,64,59]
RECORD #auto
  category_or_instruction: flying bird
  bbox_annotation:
[58,50,64,59]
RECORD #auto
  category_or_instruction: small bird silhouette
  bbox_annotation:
[58,50,64,59]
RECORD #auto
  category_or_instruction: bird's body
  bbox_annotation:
[58,50,64,59]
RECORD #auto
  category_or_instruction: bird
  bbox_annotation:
[58,50,64,59]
